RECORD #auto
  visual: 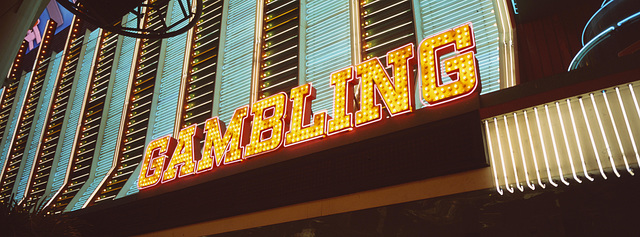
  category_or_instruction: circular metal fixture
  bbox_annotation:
[56,0,202,39]
[569,0,640,70]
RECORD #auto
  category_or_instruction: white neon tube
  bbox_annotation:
[580,97,608,179]
[602,90,633,175]
[545,105,570,185]
[617,86,640,168]
[534,107,557,187]
[513,112,535,190]
[627,84,640,168]
[485,120,504,195]
[567,99,594,181]
[494,117,514,193]
[524,110,545,188]
[555,102,581,183]
[504,115,523,191]
[590,93,621,177]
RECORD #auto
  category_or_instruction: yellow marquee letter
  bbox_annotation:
[162,125,203,182]
[197,106,250,172]
[138,136,176,189]
[285,83,326,146]
[419,23,478,106]
[327,66,357,135]
[355,44,415,126]
[245,93,288,158]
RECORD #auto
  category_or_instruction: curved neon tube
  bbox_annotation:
[590,93,621,177]
[494,117,514,193]
[534,107,558,187]
[566,99,594,181]
[555,102,582,183]
[544,105,570,185]
[579,96,608,179]
[602,90,633,175]
[524,110,545,188]
[513,112,535,190]
[504,115,523,191]
[485,120,504,195]
[628,84,640,168]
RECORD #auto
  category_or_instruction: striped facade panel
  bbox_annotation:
[217,0,257,122]
[39,31,97,210]
[0,42,29,152]
[151,2,188,141]
[0,72,30,199]
[303,0,352,115]
[417,0,501,94]
[70,26,136,211]
[123,2,189,197]
[1,21,58,204]
[14,52,61,204]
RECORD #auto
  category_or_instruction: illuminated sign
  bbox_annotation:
[24,0,75,51]
[138,23,479,189]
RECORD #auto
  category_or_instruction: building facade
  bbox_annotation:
[1,0,639,235]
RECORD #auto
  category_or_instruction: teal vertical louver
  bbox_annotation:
[417,0,501,94]
[217,0,257,122]
[122,0,189,197]
[40,31,97,209]
[0,72,30,198]
[70,22,136,211]
[302,0,352,115]
[48,26,118,213]
[151,1,187,141]
[88,6,170,205]
[14,52,62,204]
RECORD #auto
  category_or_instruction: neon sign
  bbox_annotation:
[24,0,75,51]
[138,23,480,189]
